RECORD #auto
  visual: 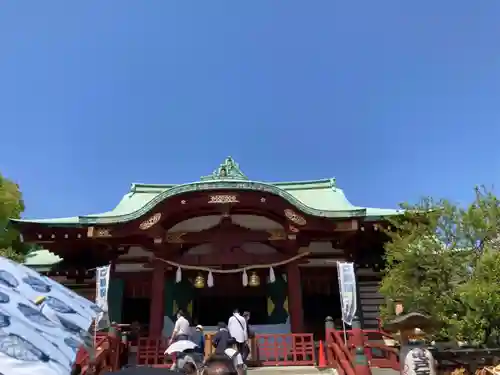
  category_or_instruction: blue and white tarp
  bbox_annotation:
[336,261,357,326]
[0,256,102,375]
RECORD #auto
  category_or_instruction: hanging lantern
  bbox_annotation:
[249,271,260,287]
[194,274,205,289]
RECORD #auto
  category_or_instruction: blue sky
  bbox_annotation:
[1,1,499,219]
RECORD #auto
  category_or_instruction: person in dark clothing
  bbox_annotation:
[241,311,254,362]
[212,322,234,355]
[192,324,205,355]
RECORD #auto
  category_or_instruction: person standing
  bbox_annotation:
[191,324,205,356]
[213,322,234,355]
[168,310,191,345]
[168,310,191,370]
[242,311,254,361]
[228,308,247,355]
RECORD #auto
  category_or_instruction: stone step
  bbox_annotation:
[248,366,338,375]
[370,367,399,375]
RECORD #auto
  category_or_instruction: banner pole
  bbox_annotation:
[94,268,98,349]
[342,321,348,344]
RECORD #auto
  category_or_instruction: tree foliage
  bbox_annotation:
[380,187,500,346]
[0,173,28,262]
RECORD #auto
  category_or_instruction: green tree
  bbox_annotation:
[380,187,500,346]
[0,173,28,262]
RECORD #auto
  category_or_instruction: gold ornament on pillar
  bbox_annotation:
[194,274,205,288]
[249,272,260,287]
[267,297,275,316]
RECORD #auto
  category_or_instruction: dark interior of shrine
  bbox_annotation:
[117,268,343,339]
[122,297,151,328]
[192,274,269,326]
[192,294,268,326]
[301,269,342,340]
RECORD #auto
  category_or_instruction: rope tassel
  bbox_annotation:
[242,270,248,287]
[208,271,214,287]
[175,267,182,283]
[269,267,276,283]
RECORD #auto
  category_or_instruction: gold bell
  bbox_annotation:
[249,272,260,287]
[194,274,205,289]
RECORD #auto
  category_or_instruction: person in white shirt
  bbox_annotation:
[227,308,248,355]
[169,310,191,345]
[168,310,192,370]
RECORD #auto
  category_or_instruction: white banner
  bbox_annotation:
[336,261,357,326]
[95,265,110,330]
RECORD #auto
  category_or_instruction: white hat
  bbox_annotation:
[195,325,203,330]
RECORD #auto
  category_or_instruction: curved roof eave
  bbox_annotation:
[10,179,404,227]
[78,179,367,224]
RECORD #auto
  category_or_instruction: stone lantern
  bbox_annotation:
[384,312,439,375]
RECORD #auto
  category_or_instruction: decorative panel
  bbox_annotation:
[108,278,124,323]
[266,274,288,324]
[164,277,194,321]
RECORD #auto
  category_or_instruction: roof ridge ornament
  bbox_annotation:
[201,156,248,181]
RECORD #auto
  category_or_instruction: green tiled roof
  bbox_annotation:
[11,157,401,226]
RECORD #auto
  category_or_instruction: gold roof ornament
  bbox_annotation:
[249,272,260,287]
[194,274,205,289]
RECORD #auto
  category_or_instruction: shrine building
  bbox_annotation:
[13,157,400,339]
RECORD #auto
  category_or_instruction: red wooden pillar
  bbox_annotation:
[286,261,304,333]
[148,260,165,337]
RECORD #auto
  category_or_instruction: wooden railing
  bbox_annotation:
[83,328,399,372]
[76,331,123,374]
[136,337,172,366]
[355,329,399,370]
[254,333,315,366]
[326,328,400,373]
[325,330,357,375]
[136,333,316,367]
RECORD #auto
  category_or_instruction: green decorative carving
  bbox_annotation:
[80,180,366,225]
[164,277,174,320]
[108,277,124,323]
[266,274,289,324]
[201,156,248,181]
[170,278,195,321]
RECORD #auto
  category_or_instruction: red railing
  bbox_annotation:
[357,329,399,369]
[325,331,356,375]
[136,337,173,366]
[326,328,399,372]
[76,330,123,375]
[136,333,315,367]
[255,333,316,366]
